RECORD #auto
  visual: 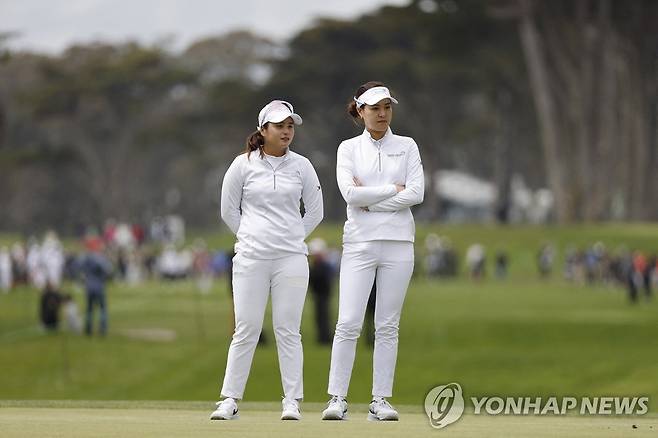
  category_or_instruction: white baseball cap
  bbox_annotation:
[354,86,399,107]
[257,100,303,129]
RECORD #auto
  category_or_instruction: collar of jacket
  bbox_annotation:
[259,148,291,162]
[362,127,393,148]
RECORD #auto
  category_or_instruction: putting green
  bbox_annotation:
[0,401,655,437]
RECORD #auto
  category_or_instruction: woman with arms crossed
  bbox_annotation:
[211,100,323,421]
[322,82,424,421]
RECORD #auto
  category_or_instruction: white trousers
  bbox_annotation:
[220,253,308,400]
[327,240,414,398]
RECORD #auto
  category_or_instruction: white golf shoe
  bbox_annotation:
[321,395,348,420]
[367,397,399,421]
[210,397,239,420]
[281,397,301,420]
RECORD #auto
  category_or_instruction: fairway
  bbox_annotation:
[2,274,657,405]
[0,401,656,438]
[1,224,657,436]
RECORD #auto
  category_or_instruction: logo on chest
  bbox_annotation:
[386,151,406,158]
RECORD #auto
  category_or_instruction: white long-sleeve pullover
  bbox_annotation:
[336,128,424,243]
[220,149,324,259]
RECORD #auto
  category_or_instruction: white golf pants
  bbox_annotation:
[220,253,308,400]
[328,240,414,398]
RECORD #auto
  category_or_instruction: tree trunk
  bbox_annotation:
[518,0,571,222]
[515,0,656,222]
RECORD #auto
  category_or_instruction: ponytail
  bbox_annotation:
[245,128,265,159]
[346,101,360,123]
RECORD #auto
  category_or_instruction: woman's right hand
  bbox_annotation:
[395,184,405,193]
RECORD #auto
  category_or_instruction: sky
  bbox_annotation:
[0,0,409,54]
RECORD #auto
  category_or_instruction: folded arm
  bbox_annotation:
[367,141,425,212]
[336,143,397,207]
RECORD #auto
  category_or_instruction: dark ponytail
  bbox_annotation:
[346,101,360,121]
[245,127,265,159]
[346,80,386,124]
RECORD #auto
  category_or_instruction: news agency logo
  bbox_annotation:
[424,383,650,430]
[424,383,465,429]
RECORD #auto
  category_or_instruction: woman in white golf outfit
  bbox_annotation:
[211,100,323,421]
[322,82,424,421]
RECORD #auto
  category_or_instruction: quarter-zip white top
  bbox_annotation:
[221,149,324,259]
[336,128,424,243]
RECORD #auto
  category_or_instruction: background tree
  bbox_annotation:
[268,0,540,221]
[1,0,654,234]
[509,0,658,222]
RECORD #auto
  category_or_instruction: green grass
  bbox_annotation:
[1,224,657,412]
[1,275,657,406]
[0,401,656,438]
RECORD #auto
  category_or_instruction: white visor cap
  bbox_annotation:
[258,100,303,129]
[354,86,399,107]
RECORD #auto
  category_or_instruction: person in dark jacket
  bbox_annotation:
[80,238,112,336]
[40,281,62,331]
[308,238,335,345]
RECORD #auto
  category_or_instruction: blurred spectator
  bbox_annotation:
[606,247,626,285]
[40,281,62,331]
[150,215,186,245]
[643,254,655,299]
[424,233,442,277]
[26,237,47,289]
[103,218,117,246]
[125,249,144,286]
[0,246,12,292]
[210,249,230,277]
[41,230,65,288]
[192,239,213,294]
[563,245,577,282]
[425,235,458,278]
[165,215,186,245]
[466,244,486,280]
[113,222,136,250]
[442,240,459,278]
[79,237,113,336]
[157,244,192,280]
[573,249,587,284]
[615,249,635,302]
[11,242,28,285]
[143,248,158,279]
[651,255,658,294]
[584,242,605,284]
[131,223,146,246]
[632,251,647,293]
[628,251,655,303]
[63,252,79,282]
[62,293,83,334]
[494,250,508,279]
[115,249,128,280]
[308,238,334,345]
[537,243,555,278]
